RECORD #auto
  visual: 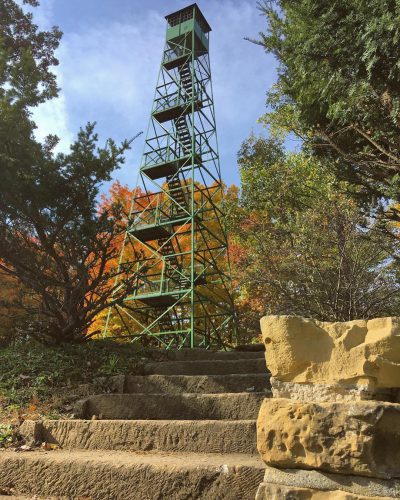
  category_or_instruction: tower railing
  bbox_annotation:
[152,90,203,114]
[103,3,237,348]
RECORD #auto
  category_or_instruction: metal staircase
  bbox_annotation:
[179,64,194,100]
[104,4,237,349]
[175,115,192,154]
[166,175,188,216]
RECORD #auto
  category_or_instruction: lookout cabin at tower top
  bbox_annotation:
[165,3,211,52]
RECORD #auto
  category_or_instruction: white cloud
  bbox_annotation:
[210,1,275,153]
[23,0,55,29]
[33,0,54,29]
[58,10,164,121]
[32,87,73,154]
[28,0,73,153]
[51,9,167,185]
[29,0,275,187]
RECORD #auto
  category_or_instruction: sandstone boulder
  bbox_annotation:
[256,482,392,499]
[260,316,400,390]
[257,398,400,479]
[256,465,400,499]
[269,377,400,403]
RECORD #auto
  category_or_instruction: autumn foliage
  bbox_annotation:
[225,136,400,340]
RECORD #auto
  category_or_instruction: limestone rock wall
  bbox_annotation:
[255,315,400,500]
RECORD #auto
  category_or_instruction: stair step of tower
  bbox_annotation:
[171,193,186,200]
[0,450,264,500]
[143,357,266,375]
[169,191,186,198]
[38,419,259,454]
[75,393,266,420]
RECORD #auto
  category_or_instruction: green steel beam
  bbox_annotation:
[103,4,237,349]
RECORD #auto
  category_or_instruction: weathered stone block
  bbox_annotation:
[18,419,43,446]
[257,398,400,479]
[270,377,400,403]
[255,482,393,499]
[260,316,400,390]
[255,465,400,499]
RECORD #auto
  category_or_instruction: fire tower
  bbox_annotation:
[104,3,236,349]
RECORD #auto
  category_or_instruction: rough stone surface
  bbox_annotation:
[93,373,271,395]
[260,315,400,390]
[3,347,269,499]
[125,373,271,394]
[94,374,126,393]
[255,482,393,499]
[0,449,264,500]
[165,348,265,361]
[75,392,265,420]
[270,377,400,403]
[143,357,266,375]
[0,494,54,500]
[255,465,400,498]
[38,419,258,454]
[257,398,400,479]
[18,420,43,447]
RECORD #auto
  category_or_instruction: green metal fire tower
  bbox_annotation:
[104,3,236,349]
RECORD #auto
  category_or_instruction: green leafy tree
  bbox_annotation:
[0,0,136,344]
[227,136,400,335]
[256,0,400,217]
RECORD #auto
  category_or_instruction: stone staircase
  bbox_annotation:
[0,348,270,500]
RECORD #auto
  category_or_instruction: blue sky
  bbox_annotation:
[31,0,278,190]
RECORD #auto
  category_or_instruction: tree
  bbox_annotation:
[95,180,234,347]
[256,0,400,217]
[1,0,61,107]
[0,0,136,343]
[226,135,400,336]
[0,270,33,346]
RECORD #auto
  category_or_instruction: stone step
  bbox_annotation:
[160,348,265,361]
[143,358,266,375]
[75,393,266,420]
[0,496,43,499]
[0,497,53,500]
[124,373,271,394]
[0,495,52,500]
[39,419,258,454]
[0,449,265,500]
[0,491,53,500]
[235,343,265,352]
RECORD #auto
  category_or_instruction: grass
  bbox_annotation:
[0,339,148,427]
[0,423,13,447]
